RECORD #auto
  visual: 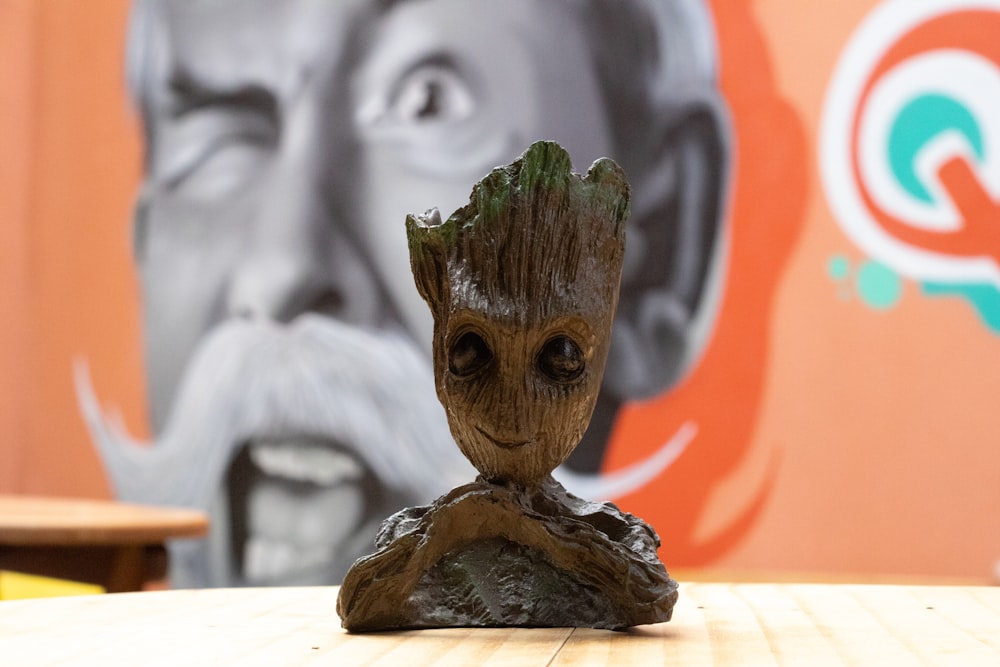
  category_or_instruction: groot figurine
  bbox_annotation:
[336,141,678,631]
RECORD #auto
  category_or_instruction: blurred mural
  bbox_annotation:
[1,0,998,585]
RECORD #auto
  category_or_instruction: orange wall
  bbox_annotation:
[714,0,1000,580]
[0,0,144,498]
[0,1,34,492]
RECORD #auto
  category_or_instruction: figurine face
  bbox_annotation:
[440,304,606,485]
[409,142,629,484]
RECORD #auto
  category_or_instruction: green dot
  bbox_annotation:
[827,255,850,281]
[857,261,902,310]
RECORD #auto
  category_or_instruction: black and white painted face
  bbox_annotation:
[92,0,617,586]
[136,0,613,430]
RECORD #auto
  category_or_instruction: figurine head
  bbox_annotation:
[407,141,628,484]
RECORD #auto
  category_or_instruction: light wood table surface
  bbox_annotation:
[0,495,208,593]
[1,583,997,665]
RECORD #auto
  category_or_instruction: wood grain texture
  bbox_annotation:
[406,140,629,485]
[337,476,676,631]
[2,583,998,665]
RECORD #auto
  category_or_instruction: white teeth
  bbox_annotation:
[242,475,365,583]
[243,538,334,583]
[248,440,364,486]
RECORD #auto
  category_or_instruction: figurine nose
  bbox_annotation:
[490,374,533,438]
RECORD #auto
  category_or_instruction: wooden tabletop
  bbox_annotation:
[1,583,997,665]
[0,495,208,545]
[0,495,208,593]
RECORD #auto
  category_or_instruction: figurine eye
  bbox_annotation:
[449,331,492,377]
[536,336,585,383]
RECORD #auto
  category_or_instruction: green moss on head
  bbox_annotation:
[412,141,628,252]
[518,140,575,197]
[446,141,578,236]
[406,140,630,320]
[468,166,514,229]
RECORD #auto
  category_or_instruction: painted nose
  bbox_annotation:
[225,220,382,327]
[226,253,342,323]
[224,120,379,325]
[224,185,347,324]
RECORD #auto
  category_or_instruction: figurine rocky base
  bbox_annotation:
[336,475,678,631]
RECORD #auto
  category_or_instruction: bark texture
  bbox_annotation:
[337,141,677,631]
[337,476,678,631]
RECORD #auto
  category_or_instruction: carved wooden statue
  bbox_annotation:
[336,141,678,631]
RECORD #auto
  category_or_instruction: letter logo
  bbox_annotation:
[821,0,1000,329]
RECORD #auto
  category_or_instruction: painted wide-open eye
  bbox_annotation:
[448,330,492,377]
[536,335,585,383]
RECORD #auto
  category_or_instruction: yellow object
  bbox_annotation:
[0,570,104,600]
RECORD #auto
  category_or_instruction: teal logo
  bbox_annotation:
[820,0,1000,332]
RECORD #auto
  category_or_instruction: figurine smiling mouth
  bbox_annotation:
[476,426,535,449]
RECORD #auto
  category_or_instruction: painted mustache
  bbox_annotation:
[76,314,473,514]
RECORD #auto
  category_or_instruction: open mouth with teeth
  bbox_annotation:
[224,437,378,585]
